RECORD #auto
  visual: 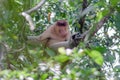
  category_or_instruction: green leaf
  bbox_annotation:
[92,46,107,53]
[96,11,103,22]
[45,48,56,57]
[102,9,109,16]
[110,0,119,6]
[96,9,109,22]
[41,73,48,80]
[58,47,66,55]
[54,55,70,63]
[86,50,104,66]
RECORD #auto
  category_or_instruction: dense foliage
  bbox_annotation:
[0,0,120,80]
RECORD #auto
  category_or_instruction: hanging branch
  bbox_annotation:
[21,0,46,31]
[78,0,88,33]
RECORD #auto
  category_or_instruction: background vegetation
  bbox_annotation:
[0,0,120,80]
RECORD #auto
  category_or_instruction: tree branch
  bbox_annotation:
[25,0,46,14]
[83,10,114,42]
[21,0,46,31]
[21,12,35,31]
[78,0,88,33]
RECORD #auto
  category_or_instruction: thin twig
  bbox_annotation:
[10,43,26,53]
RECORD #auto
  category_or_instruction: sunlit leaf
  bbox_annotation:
[96,11,103,22]
[41,73,48,80]
[58,47,66,55]
[86,50,104,66]
[54,55,69,63]
[96,9,109,22]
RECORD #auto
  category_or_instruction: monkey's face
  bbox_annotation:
[55,20,68,37]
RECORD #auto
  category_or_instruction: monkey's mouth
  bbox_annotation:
[57,22,67,26]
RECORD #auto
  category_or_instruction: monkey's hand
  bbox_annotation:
[69,32,83,48]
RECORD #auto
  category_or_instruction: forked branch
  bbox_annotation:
[21,0,46,31]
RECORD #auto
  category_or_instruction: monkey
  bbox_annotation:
[27,20,71,48]
[27,20,83,50]
[28,20,84,50]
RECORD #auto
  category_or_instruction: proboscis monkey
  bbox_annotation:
[27,20,72,49]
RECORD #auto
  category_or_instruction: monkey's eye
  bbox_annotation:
[57,22,67,26]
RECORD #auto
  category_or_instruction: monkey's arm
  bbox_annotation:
[27,31,82,50]
[27,35,72,49]
[49,41,70,50]
[49,33,82,50]
[27,27,52,45]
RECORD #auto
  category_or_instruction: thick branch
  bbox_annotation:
[93,15,110,35]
